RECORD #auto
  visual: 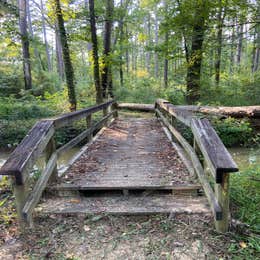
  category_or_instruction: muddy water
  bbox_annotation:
[228,147,260,171]
[0,147,80,179]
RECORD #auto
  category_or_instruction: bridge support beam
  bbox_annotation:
[215,173,230,233]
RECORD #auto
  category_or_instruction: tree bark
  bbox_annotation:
[186,1,208,104]
[119,0,124,87]
[237,24,243,65]
[89,0,102,103]
[18,0,32,90]
[229,18,236,73]
[54,0,77,111]
[154,10,159,78]
[215,1,226,85]
[145,14,151,74]
[40,0,52,72]
[101,0,114,98]
[55,26,65,80]
[164,0,169,88]
[27,1,43,71]
[252,8,260,72]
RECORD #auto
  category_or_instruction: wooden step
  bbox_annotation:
[47,183,203,194]
[36,194,210,215]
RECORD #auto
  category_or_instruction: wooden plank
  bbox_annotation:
[155,99,192,126]
[22,152,58,223]
[117,103,154,112]
[57,111,115,156]
[53,100,114,129]
[36,195,211,215]
[58,122,113,176]
[49,183,202,192]
[191,118,238,183]
[0,120,54,184]
[160,122,196,179]
[156,109,222,220]
[56,118,195,193]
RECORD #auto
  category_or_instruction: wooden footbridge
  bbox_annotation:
[0,99,238,232]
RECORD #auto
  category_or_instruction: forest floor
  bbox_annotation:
[0,178,257,260]
[0,202,252,260]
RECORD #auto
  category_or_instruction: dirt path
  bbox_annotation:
[1,213,236,259]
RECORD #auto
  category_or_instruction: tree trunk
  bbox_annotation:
[164,0,169,88]
[119,0,124,87]
[145,14,151,74]
[27,1,43,71]
[229,18,236,73]
[89,0,102,103]
[19,0,32,90]
[252,11,260,72]
[237,24,243,65]
[125,25,129,74]
[154,10,159,78]
[54,0,77,111]
[101,0,114,98]
[215,1,226,85]
[55,26,65,80]
[40,0,52,72]
[186,2,208,104]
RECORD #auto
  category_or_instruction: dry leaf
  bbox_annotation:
[70,199,80,203]
[84,225,90,232]
[239,241,247,248]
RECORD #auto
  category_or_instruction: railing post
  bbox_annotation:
[45,137,58,183]
[215,173,230,232]
[112,102,118,118]
[86,114,93,141]
[11,176,28,228]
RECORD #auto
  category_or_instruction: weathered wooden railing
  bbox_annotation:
[155,99,238,232]
[0,100,117,227]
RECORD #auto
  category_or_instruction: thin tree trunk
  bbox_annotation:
[252,10,260,72]
[186,1,208,104]
[164,32,169,88]
[19,0,32,90]
[27,1,43,71]
[55,26,65,80]
[119,0,124,87]
[237,24,243,65]
[54,0,77,111]
[215,1,226,85]
[40,0,52,72]
[164,0,169,88]
[145,14,151,74]
[101,0,114,98]
[89,0,102,103]
[125,25,129,73]
[154,10,159,78]
[229,18,236,73]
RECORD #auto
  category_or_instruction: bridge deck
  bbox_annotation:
[53,118,199,191]
[38,117,211,216]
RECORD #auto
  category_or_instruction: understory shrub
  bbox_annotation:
[211,117,253,147]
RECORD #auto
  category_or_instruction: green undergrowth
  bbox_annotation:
[229,164,260,258]
[0,93,96,148]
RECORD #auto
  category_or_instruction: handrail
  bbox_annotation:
[0,99,117,226]
[53,100,114,129]
[0,120,55,184]
[155,98,239,232]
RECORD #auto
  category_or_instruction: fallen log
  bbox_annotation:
[177,105,260,119]
[117,103,154,112]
